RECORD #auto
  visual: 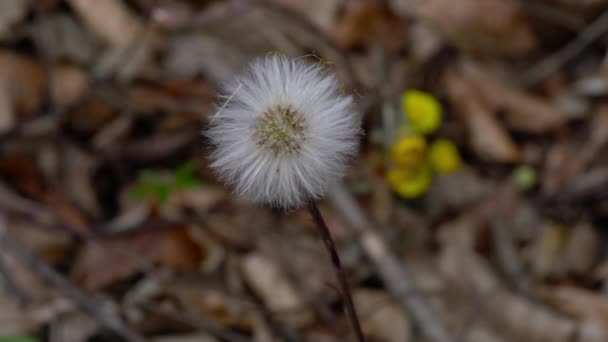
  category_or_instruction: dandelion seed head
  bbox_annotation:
[206,55,361,208]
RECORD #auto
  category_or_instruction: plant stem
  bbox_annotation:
[307,201,365,342]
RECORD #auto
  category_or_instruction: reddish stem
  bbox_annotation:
[307,201,365,342]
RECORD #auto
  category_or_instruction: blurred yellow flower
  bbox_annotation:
[391,135,427,168]
[428,139,462,174]
[402,89,442,135]
[387,164,432,199]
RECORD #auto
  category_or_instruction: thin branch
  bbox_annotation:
[328,185,455,342]
[0,216,146,342]
[0,251,30,305]
[518,8,608,86]
[307,201,366,342]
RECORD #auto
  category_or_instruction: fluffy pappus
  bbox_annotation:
[206,55,361,208]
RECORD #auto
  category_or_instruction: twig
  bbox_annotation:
[518,8,608,86]
[307,201,366,342]
[328,185,455,342]
[0,217,146,342]
[0,251,30,305]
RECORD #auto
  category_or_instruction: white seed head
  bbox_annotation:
[206,55,361,208]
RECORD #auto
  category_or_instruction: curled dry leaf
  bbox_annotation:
[416,0,536,56]
[445,70,521,163]
[460,61,567,133]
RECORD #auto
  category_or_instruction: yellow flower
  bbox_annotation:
[402,89,442,135]
[387,164,432,199]
[391,135,427,168]
[428,139,462,174]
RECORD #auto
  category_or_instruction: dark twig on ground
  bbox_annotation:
[518,8,608,86]
[328,185,455,342]
[307,201,366,342]
[0,216,146,342]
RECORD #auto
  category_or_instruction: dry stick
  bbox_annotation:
[0,218,146,342]
[307,201,365,342]
[518,8,608,86]
[328,185,455,342]
[0,251,30,305]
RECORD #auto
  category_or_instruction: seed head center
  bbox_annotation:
[255,105,305,155]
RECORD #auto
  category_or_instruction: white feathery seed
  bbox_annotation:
[206,55,361,208]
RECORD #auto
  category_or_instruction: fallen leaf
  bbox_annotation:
[0,51,46,132]
[445,71,521,162]
[241,252,310,324]
[72,225,203,290]
[354,289,411,342]
[0,0,27,40]
[541,286,608,330]
[416,0,536,56]
[50,64,88,107]
[461,62,567,133]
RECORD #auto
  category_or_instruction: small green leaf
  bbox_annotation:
[512,165,536,191]
[0,336,38,342]
[175,160,199,179]
[174,176,202,189]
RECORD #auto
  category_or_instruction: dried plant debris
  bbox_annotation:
[0,0,607,341]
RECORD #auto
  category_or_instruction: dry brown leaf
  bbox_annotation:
[445,71,521,163]
[331,0,406,50]
[529,223,568,279]
[48,312,98,342]
[241,252,310,324]
[72,225,203,290]
[560,223,600,275]
[152,334,218,342]
[68,0,141,48]
[0,0,27,40]
[416,0,536,56]
[167,278,253,332]
[461,62,567,133]
[439,238,597,342]
[276,0,340,33]
[542,107,608,194]
[0,51,46,132]
[0,296,72,335]
[50,64,88,107]
[67,0,159,80]
[61,143,101,219]
[354,289,411,342]
[541,286,608,334]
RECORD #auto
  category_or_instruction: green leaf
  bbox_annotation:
[175,160,199,179]
[0,336,38,342]
[174,176,202,189]
[130,183,171,203]
[512,165,536,191]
